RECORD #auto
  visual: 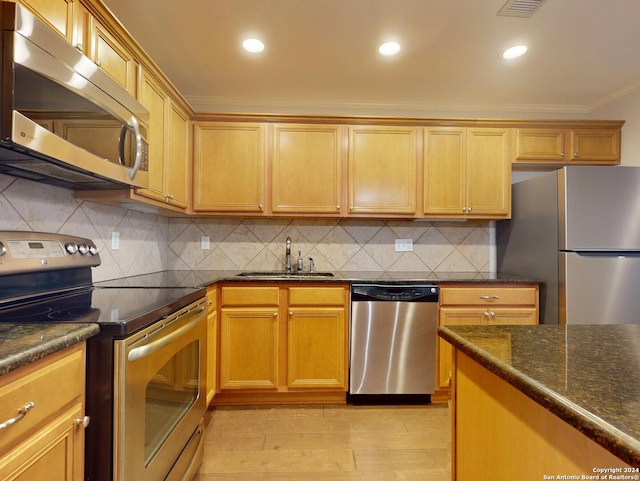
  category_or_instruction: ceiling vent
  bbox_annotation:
[497,0,548,18]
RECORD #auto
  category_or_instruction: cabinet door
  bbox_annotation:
[437,309,483,390]
[136,71,167,203]
[0,404,84,481]
[193,123,266,213]
[424,127,466,216]
[287,307,347,389]
[18,0,72,40]
[206,289,217,405]
[71,0,91,54]
[515,128,568,162]
[465,128,511,218]
[165,101,190,208]
[219,308,278,389]
[348,126,417,215]
[570,129,620,163]
[272,124,342,214]
[90,22,137,95]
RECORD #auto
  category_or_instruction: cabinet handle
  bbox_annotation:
[74,43,84,52]
[489,311,496,319]
[462,207,467,213]
[479,295,499,300]
[483,311,490,318]
[0,402,35,430]
[95,59,102,67]
[75,416,91,429]
[561,151,566,157]
[336,205,340,210]
[273,313,278,317]
[573,152,579,158]
[289,311,293,317]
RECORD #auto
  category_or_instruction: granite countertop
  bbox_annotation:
[94,270,540,288]
[438,324,640,466]
[0,323,100,376]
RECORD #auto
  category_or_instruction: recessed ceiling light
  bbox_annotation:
[503,45,527,59]
[242,38,265,53]
[378,41,401,56]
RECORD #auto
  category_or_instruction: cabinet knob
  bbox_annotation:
[75,416,91,429]
[561,151,566,157]
[483,311,490,318]
[336,205,340,210]
[95,59,102,67]
[74,43,84,52]
[573,152,579,158]
[289,311,293,317]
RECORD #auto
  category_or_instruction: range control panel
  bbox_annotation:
[0,231,100,275]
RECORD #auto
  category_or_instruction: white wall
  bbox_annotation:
[589,86,640,166]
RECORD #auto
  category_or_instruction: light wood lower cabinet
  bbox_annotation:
[0,343,87,481]
[215,283,349,405]
[437,284,539,393]
[205,288,217,405]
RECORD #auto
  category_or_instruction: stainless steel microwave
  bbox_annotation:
[0,2,149,190]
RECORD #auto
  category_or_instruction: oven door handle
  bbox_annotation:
[127,310,203,362]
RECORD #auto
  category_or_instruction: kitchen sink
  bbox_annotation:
[236,271,335,278]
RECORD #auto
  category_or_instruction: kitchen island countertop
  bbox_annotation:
[438,324,640,466]
[0,323,99,376]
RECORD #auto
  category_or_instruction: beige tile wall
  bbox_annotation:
[0,174,491,280]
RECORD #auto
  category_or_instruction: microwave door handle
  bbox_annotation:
[124,115,143,180]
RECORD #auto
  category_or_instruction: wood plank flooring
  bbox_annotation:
[194,403,451,481]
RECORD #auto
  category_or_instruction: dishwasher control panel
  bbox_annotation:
[351,284,438,302]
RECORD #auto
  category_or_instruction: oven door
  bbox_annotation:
[113,298,207,481]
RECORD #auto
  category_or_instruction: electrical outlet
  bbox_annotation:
[111,231,120,250]
[394,238,413,252]
[201,236,210,250]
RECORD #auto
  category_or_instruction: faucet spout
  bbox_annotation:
[285,237,292,272]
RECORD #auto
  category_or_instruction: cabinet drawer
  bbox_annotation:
[0,344,84,453]
[288,286,346,306]
[441,286,537,306]
[221,286,279,306]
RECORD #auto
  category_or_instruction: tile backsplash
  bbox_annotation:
[1,174,491,280]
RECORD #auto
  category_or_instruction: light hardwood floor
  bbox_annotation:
[194,403,451,481]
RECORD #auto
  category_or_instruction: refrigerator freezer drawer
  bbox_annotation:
[561,252,640,324]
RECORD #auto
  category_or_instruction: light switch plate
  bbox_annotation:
[111,231,120,250]
[201,236,210,250]
[395,238,413,252]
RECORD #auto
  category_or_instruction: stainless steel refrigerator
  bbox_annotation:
[497,166,640,325]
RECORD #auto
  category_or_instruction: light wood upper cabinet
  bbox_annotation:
[89,21,138,96]
[348,125,417,215]
[17,0,73,40]
[424,127,466,217]
[465,128,511,218]
[135,71,190,209]
[193,122,266,213]
[137,70,166,203]
[165,101,190,208]
[272,124,343,215]
[515,127,621,165]
[424,127,511,219]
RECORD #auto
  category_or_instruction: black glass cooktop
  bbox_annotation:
[0,286,205,337]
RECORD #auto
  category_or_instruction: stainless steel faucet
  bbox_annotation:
[285,237,292,272]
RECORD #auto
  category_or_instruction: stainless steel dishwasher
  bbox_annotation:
[349,283,439,403]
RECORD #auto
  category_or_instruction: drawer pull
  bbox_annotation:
[479,295,499,300]
[0,402,35,430]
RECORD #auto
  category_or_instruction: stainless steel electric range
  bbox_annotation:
[0,231,208,481]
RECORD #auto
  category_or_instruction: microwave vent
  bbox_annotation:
[497,0,548,17]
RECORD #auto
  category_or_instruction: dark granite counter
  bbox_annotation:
[0,323,99,376]
[438,324,640,466]
[95,270,540,288]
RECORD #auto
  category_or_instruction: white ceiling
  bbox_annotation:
[100,0,640,116]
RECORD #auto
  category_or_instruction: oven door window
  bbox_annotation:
[144,340,199,465]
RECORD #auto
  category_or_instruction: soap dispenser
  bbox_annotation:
[296,251,303,271]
